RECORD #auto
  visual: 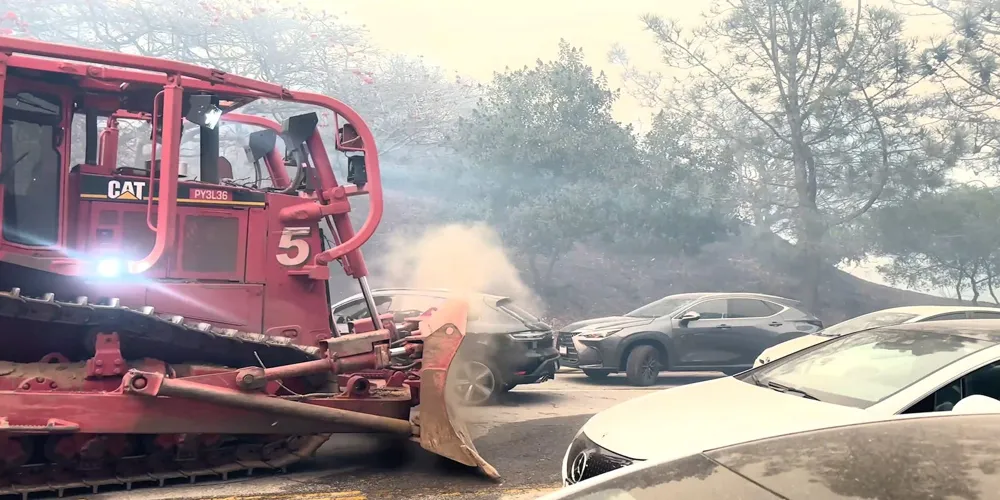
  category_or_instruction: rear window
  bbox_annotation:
[819,311,919,337]
[497,299,542,323]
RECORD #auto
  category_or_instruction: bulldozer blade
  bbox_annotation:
[416,298,501,481]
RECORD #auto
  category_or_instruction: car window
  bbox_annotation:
[727,299,779,319]
[626,295,700,318]
[685,299,727,319]
[904,360,1000,413]
[389,295,446,314]
[923,312,969,321]
[750,328,996,409]
[971,311,1000,320]
[474,304,524,326]
[334,296,393,321]
[498,299,543,323]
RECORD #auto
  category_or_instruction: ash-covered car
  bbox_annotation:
[545,410,1000,500]
[557,292,823,386]
[332,288,559,405]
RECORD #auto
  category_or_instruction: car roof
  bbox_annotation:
[677,292,802,305]
[331,287,509,308]
[550,411,1000,500]
[875,318,1000,342]
[867,305,1000,317]
[703,412,1000,499]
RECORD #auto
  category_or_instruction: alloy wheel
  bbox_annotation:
[641,354,660,383]
[452,361,496,405]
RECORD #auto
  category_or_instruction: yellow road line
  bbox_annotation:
[210,492,366,500]
[210,484,560,500]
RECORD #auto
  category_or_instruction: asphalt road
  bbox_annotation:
[82,370,721,500]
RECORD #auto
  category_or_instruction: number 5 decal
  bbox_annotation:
[277,227,312,267]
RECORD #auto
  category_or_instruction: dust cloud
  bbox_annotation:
[372,222,544,318]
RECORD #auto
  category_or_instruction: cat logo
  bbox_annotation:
[107,180,147,201]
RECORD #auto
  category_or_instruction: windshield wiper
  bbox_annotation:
[764,380,820,401]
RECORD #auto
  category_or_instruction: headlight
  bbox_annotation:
[577,329,621,340]
[509,332,548,341]
[95,258,123,278]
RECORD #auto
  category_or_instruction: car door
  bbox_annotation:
[724,298,788,365]
[672,298,740,367]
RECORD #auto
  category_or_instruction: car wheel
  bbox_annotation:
[451,360,498,406]
[582,369,609,380]
[625,345,661,387]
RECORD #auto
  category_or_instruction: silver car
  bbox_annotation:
[561,319,1000,485]
[754,305,1000,367]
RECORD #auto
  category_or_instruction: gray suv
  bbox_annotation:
[332,288,559,405]
[557,292,823,386]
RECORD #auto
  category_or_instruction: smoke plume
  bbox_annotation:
[372,222,544,316]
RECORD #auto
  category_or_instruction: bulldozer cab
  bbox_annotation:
[0,36,497,497]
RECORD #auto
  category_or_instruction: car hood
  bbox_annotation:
[582,376,871,461]
[561,316,653,333]
[755,334,829,365]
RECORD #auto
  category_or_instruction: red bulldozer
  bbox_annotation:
[0,36,498,497]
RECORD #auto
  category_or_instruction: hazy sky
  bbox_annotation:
[336,0,700,126]
[336,0,952,126]
[332,0,961,296]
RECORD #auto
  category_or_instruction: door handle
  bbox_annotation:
[715,324,731,329]
[769,322,783,327]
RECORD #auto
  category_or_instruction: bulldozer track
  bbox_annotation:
[0,288,342,498]
[0,433,332,499]
[0,288,321,367]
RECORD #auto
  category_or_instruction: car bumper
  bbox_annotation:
[557,333,621,370]
[557,332,580,367]
[489,332,560,385]
[508,349,560,384]
[563,336,621,371]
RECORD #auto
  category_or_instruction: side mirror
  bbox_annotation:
[335,316,346,324]
[679,311,701,323]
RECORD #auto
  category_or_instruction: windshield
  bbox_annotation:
[498,299,544,325]
[626,296,699,318]
[817,311,920,337]
[750,328,995,409]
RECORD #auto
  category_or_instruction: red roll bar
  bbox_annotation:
[0,35,382,277]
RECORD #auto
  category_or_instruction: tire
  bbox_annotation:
[583,369,609,380]
[625,345,662,387]
[450,360,499,406]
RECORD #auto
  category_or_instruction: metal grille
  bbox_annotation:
[180,215,239,273]
[579,453,633,481]
[564,435,635,485]
[558,332,578,367]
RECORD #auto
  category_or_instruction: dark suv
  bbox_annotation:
[557,292,823,386]
[332,288,560,405]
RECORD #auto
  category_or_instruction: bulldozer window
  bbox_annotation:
[1,91,63,247]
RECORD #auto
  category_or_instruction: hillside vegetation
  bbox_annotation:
[332,189,962,328]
